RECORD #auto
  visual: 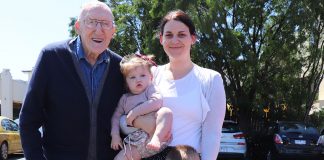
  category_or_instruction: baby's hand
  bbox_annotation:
[126,110,138,126]
[111,135,123,150]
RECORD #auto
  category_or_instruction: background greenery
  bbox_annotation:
[69,0,324,131]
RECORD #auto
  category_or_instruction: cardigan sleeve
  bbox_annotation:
[201,72,226,160]
[19,49,48,160]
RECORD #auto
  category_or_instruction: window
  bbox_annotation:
[1,119,12,131]
[279,122,318,134]
[1,119,19,131]
[9,120,19,131]
[222,122,240,133]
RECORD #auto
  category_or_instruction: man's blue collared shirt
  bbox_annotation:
[75,37,109,103]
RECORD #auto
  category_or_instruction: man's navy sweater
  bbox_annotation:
[19,39,125,160]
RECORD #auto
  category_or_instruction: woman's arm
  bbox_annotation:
[201,73,226,160]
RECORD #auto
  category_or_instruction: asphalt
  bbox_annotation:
[8,153,24,160]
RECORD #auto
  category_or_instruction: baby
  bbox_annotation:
[111,53,172,160]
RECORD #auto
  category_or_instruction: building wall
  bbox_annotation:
[0,69,28,119]
[318,79,324,109]
[13,80,28,103]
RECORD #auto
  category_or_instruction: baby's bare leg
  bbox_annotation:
[114,145,141,160]
[146,107,173,151]
[133,113,156,136]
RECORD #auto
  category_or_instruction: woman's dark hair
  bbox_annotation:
[159,10,196,36]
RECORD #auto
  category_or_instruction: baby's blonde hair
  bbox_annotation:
[120,53,156,78]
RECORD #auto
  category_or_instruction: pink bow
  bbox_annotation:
[135,52,157,67]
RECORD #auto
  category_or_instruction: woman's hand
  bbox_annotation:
[111,134,123,150]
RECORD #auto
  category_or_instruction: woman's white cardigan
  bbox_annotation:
[191,65,226,160]
[154,64,226,160]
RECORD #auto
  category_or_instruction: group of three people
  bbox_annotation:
[19,1,226,160]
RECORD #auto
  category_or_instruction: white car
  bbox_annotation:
[218,120,247,160]
[318,129,324,158]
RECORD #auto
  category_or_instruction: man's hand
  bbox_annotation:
[110,135,123,150]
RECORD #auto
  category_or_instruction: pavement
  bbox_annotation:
[8,153,24,160]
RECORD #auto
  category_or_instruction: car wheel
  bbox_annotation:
[0,142,8,160]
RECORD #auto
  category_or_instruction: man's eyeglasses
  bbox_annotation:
[84,19,114,30]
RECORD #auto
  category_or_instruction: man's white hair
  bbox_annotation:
[78,1,114,21]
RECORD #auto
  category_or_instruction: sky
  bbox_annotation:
[0,0,93,81]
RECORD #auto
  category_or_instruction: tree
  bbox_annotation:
[68,0,324,130]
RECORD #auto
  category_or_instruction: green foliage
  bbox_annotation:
[68,17,77,38]
[309,110,324,129]
[68,0,324,128]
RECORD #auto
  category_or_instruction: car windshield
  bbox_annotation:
[279,123,318,134]
[222,122,240,133]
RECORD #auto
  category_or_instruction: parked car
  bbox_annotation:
[0,116,23,160]
[218,120,247,160]
[261,121,321,160]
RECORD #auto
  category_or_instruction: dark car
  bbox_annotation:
[259,121,322,160]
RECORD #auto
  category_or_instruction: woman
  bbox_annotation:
[138,10,226,160]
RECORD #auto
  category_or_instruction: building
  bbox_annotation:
[0,69,29,119]
[319,80,324,107]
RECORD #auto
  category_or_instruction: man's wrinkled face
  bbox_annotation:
[75,5,115,55]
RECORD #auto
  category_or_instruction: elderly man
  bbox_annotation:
[19,1,125,160]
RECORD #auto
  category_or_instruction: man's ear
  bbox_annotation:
[74,21,81,35]
[112,26,116,36]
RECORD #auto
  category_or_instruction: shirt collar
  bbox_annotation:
[75,36,109,64]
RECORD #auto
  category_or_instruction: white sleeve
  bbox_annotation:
[201,73,226,160]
